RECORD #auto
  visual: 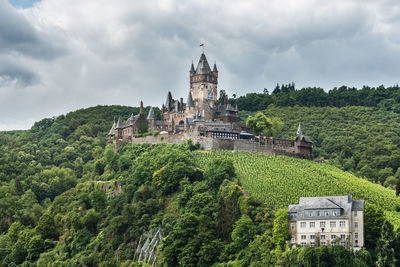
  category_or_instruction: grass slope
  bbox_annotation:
[195,150,400,226]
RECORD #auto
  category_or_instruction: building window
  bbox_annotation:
[354,210,358,217]
[321,241,326,245]
[300,222,306,228]
[310,222,315,228]
[355,232,358,239]
[310,235,315,240]
[301,242,307,247]
[291,224,295,231]
[331,234,336,240]
[339,221,346,228]
[320,234,326,240]
[311,242,315,247]
[301,235,306,240]
[340,242,346,247]
[317,211,320,216]
[330,221,336,228]
[291,237,296,243]
[332,241,336,245]
[325,211,329,216]
[309,211,313,217]
[333,211,337,216]
[320,221,326,228]
[340,234,346,239]
[354,222,358,228]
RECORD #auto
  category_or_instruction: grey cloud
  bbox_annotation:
[0,0,64,59]
[1,0,400,130]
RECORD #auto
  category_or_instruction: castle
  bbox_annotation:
[107,52,313,159]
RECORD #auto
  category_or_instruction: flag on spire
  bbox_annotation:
[200,44,204,46]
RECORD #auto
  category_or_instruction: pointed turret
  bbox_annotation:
[195,53,212,75]
[187,91,194,107]
[213,63,218,72]
[147,107,155,120]
[116,117,123,129]
[296,123,303,136]
[108,120,116,136]
[165,91,173,111]
[190,61,195,76]
[139,101,144,114]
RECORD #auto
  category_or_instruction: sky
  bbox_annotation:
[1,0,400,130]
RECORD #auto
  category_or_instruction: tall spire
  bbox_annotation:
[140,101,144,114]
[297,123,303,136]
[165,91,173,111]
[147,107,155,120]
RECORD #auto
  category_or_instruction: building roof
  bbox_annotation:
[165,91,173,110]
[288,195,364,221]
[108,120,116,136]
[195,53,212,75]
[213,63,218,72]
[190,62,195,72]
[187,91,194,107]
[297,123,303,136]
[147,107,155,120]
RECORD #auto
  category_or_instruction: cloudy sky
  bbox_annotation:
[1,0,400,130]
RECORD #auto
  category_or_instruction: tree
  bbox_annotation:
[246,112,272,137]
[272,209,291,251]
[364,204,387,249]
[396,178,400,196]
[376,221,395,267]
[263,117,284,137]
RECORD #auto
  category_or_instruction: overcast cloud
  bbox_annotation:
[1,0,400,130]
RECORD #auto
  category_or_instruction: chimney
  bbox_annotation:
[180,97,183,112]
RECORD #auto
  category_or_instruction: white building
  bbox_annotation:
[288,194,364,250]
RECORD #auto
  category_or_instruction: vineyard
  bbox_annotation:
[195,150,400,225]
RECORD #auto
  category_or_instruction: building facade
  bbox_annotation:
[288,195,364,250]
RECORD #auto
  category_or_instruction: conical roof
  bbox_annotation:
[147,107,155,120]
[116,117,123,129]
[296,123,303,136]
[190,62,195,72]
[213,63,218,72]
[108,120,116,135]
[187,91,194,107]
[165,91,173,110]
[195,53,211,75]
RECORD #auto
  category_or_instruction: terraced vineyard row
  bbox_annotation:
[194,150,400,225]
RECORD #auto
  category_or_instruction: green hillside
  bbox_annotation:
[239,105,400,188]
[196,150,400,226]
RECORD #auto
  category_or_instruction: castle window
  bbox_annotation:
[339,221,346,228]
[354,211,358,217]
[300,222,306,228]
[310,235,315,240]
[320,222,326,228]
[301,235,306,240]
[331,234,336,240]
[310,242,315,247]
[340,234,346,239]
[354,222,358,228]
[309,222,315,228]
[320,235,325,240]
[355,232,358,239]
[330,221,336,228]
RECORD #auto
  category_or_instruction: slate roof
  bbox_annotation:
[108,121,116,136]
[147,107,155,120]
[195,53,212,75]
[187,91,194,107]
[288,195,364,221]
[213,63,218,72]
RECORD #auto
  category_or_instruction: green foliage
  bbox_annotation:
[196,151,400,226]
[376,221,395,267]
[272,209,291,250]
[246,112,272,136]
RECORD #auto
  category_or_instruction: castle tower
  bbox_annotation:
[190,53,218,121]
[295,123,313,159]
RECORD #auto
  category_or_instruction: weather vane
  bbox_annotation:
[200,43,204,53]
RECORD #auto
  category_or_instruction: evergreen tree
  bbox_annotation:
[376,221,395,267]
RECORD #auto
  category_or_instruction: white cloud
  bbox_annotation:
[1,0,400,130]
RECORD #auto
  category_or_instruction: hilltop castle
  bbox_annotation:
[107,52,313,159]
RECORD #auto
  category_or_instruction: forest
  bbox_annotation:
[0,83,400,265]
